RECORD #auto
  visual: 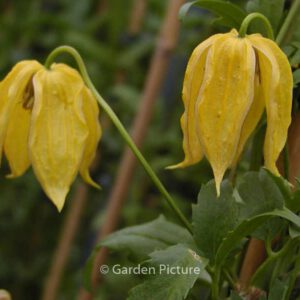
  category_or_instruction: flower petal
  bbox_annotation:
[29,64,88,211]
[248,35,293,175]
[4,102,31,177]
[168,33,223,169]
[79,87,101,189]
[0,61,42,165]
[197,36,256,195]
[231,73,265,166]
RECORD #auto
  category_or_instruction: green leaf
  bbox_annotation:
[246,0,285,34]
[192,180,240,263]
[293,69,300,87]
[82,216,194,291]
[236,169,285,239]
[179,0,247,29]
[101,215,195,258]
[127,244,208,300]
[215,208,300,267]
[263,169,293,207]
[237,169,284,219]
[268,279,288,300]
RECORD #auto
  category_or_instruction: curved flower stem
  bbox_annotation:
[276,0,300,46]
[239,12,274,40]
[44,46,192,233]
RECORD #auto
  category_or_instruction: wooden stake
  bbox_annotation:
[238,111,300,290]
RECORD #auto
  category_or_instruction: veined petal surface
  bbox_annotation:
[168,34,222,169]
[196,34,256,194]
[232,73,265,166]
[29,64,88,211]
[79,87,101,189]
[0,61,42,165]
[249,35,293,175]
[4,103,31,177]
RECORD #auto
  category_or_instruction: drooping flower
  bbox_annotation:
[0,61,101,211]
[169,29,292,195]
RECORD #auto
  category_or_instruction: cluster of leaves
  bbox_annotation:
[88,169,300,299]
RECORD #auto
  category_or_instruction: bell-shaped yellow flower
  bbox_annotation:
[170,29,292,195]
[0,61,101,211]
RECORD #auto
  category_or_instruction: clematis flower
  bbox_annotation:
[169,29,292,195]
[0,61,101,211]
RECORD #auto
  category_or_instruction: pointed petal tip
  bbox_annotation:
[215,183,221,198]
[264,164,280,177]
[6,173,15,179]
[213,169,224,198]
[165,164,179,170]
[80,171,102,190]
[55,203,64,213]
[5,170,25,179]
[166,160,194,170]
[44,189,68,212]
[88,180,102,190]
[53,197,65,213]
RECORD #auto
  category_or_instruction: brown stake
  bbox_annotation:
[78,1,185,299]
[238,111,300,290]
[128,0,148,36]
[41,184,90,300]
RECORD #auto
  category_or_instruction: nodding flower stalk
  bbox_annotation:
[44,46,193,233]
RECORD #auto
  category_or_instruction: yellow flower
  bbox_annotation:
[0,61,101,211]
[169,29,292,195]
[0,289,11,300]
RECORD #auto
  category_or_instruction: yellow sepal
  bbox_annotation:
[79,87,102,189]
[29,63,88,211]
[197,35,256,195]
[0,61,42,169]
[248,35,293,175]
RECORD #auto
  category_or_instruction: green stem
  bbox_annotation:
[286,246,300,299]
[239,12,274,40]
[251,238,295,285]
[276,0,300,46]
[211,268,220,300]
[44,46,192,233]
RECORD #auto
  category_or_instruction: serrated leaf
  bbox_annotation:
[179,0,246,29]
[82,216,194,290]
[127,244,208,300]
[101,215,195,258]
[246,0,285,34]
[192,180,240,263]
